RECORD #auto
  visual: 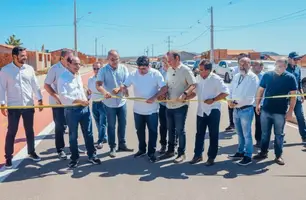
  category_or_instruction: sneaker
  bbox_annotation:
[189,156,203,164]
[134,151,146,158]
[275,157,285,165]
[174,154,186,164]
[159,151,175,160]
[253,152,268,160]
[109,148,116,158]
[148,154,158,163]
[159,145,166,154]
[205,158,215,166]
[68,160,79,168]
[88,157,102,165]
[225,125,235,132]
[29,152,41,162]
[228,152,244,160]
[96,142,103,150]
[237,156,252,166]
[5,159,12,169]
[78,148,85,154]
[58,151,67,160]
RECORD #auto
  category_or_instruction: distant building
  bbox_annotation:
[0,44,51,71]
[50,49,98,65]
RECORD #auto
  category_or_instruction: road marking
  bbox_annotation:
[0,122,55,183]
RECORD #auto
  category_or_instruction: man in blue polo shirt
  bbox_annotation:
[286,52,306,143]
[253,58,297,165]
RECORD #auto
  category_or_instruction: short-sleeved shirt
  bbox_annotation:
[44,62,68,104]
[159,67,168,106]
[124,68,166,115]
[166,63,196,109]
[260,71,297,114]
[96,64,129,108]
[196,73,229,116]
[88,75,103,101]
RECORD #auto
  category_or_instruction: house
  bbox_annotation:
[50,48,98,65]
[0,44,51,71]
[200,49,261,63]
[157,51,199,61]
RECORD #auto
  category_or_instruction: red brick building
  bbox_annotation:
[200,49,261,63]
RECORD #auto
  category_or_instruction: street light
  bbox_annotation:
[73,0,91,56]
[95,36,104,61]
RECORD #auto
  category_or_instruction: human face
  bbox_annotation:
[275,59,287,75]
[69,58,81,74]
[288,57,299,66]
[92,63,101,76]
[62,52,73,66]
[13,50,27,65]
[108,53,120,68]
[199,65,210,79]
[252,62,263,74]
[239,58,251,75]
[138,65,149,75]
[167,53,179,68]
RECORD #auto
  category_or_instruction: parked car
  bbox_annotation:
[183,60,196,70]
[214,60,238,83]
[192,60,201,76]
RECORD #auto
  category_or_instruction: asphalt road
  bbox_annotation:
[0,65,306,200]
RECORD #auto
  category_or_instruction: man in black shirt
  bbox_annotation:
[253,57,297,165]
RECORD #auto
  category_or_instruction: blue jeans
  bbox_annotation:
[92,101,108,143]
[294,100,306,139]
[134,112,158,155]
[159,104,168,146]
[105,104,127,149]
[233,106,254,158]
[260,110,286,158]
[194,109,221,159]
[64,106,96,161]
[167,105,188,156]
[52,108,66,153]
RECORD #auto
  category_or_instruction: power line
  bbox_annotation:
[173,28,210,48]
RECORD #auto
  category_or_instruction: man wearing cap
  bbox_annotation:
[286,52,306,143]
[121,56,167,162]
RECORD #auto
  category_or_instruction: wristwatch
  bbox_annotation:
[212,98,215,102]
[183,91,188,96]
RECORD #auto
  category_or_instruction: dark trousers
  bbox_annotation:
[64,106,96,161]
[254,107,262,142]
[228,106,234,126]
[167,105,188,156]
[5,109,35,160]
[92,101,108,143]
[159,104,168,146]
[134,112,158,156]
[52,108,66,153]
[194,109,221,159]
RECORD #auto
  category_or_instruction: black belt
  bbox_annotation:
[235,105,253,110]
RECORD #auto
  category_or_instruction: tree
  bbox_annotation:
[5,34,23,46]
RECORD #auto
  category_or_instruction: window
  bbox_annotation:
[39,54,42,61]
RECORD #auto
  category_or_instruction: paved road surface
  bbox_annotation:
[0,65,306,200]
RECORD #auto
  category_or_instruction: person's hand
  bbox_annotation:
[301,96,305,103]
[228,101,236,108]
[1,105,7,117]
[178,93,187,102]
[286,110,293,121]
[204,99,214,105]
[80,100,90,107]
[54,95,62,105]
[87,89,92,96]
[146,97,155,104]
[38,100,43,112]
[255,105,261,115]
[112,87,121,94]
[104,92,112,99]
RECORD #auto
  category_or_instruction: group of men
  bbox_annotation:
[0,46,305,169]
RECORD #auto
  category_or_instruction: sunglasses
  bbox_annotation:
[93,68,99,70]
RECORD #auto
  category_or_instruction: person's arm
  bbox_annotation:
[286,75,298,120]
[44,67,61,104]
[147,71,168,103]
[0,70,8,116]
[121,71,133,97]
[204,77,229,104]
[96,67,112,99]
[178,68,197,100]
[31,68,43,111]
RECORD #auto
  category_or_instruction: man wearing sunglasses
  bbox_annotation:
[87,62,108,149]
[286,52,306,143]
[121,56,167,162]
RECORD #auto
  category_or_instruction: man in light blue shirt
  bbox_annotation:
[96,50,134,158]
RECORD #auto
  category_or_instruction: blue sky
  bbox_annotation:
[1,0,305,57]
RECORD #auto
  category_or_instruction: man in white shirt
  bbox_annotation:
[121,56,167,162]
[0,46,43,169]
[188,60,229,166]
[159,51,197,163]
[58,56,101,168]
[96,50,133,158]
[87,62,108,149]
[228,57,259,166]
[44,49,73,160]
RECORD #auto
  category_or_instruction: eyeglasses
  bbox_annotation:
[93,68,99,70]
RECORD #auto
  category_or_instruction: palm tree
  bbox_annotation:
[5,34,23,46]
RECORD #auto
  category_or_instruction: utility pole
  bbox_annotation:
[151,44,154,57]
[210,6,214,64]
[95,37,98,61]
[101,44,104,57]
[73,0,78,56]
[166,36,173,52]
